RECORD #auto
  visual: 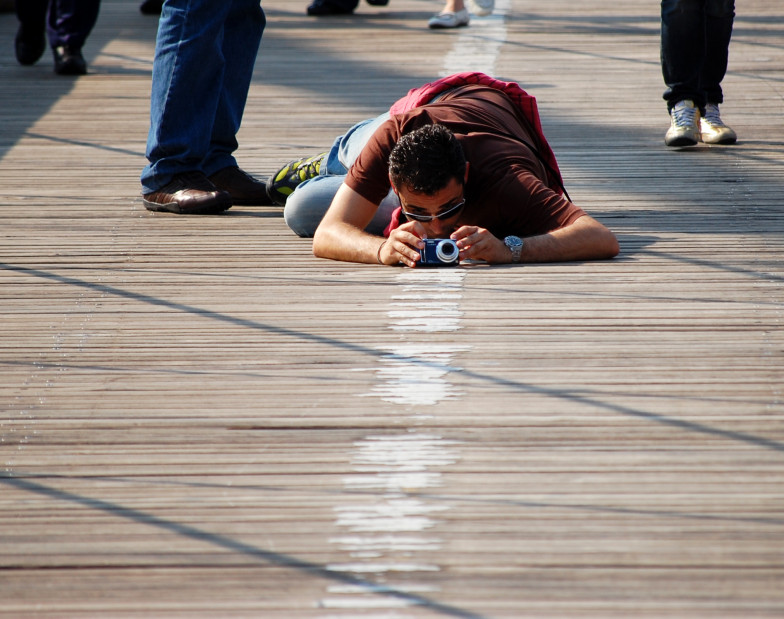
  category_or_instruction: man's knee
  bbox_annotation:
[283,196,322,238]
[283,179,340,238]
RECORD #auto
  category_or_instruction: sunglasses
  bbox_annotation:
[400,199,465,222]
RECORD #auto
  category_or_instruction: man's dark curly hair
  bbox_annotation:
[388,124,467,195]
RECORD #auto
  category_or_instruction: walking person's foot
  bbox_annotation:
[15,23,46,65]
[428,9,470,28]
[53,46,87,75]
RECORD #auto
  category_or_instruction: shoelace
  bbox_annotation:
[294,154,324,181]
[702,104,726,127]
[672,103,697,128]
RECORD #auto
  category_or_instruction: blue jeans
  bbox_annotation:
[141,0,265,193]
[284,113,399,238]
[661,0,735,110]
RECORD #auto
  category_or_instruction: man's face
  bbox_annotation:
[396,177,466,238]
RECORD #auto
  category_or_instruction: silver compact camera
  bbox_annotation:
[419,238,459,266]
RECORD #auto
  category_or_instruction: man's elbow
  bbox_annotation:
[312,228,327,258]
[602,231,620,259]
[574,215,619,260]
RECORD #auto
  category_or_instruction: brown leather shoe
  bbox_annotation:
[143,172,232,214]
[208,166,275,206]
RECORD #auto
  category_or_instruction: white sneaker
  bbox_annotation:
[428,8,470,28]
[665,99,700,147]
[700,103,737,144]
[467,0,494,16]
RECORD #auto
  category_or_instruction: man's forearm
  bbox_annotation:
[312,184,387,264]
[313,223,384,264]
[518,215,619,263]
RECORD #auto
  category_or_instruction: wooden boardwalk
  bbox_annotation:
[1,0,783,616]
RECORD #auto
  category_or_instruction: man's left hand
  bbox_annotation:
[451,226,510,263]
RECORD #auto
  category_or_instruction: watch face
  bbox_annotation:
[505,236,523,262]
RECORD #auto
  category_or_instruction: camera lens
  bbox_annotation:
[435,239,459,263]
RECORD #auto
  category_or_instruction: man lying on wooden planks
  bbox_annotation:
[268,72,619,267]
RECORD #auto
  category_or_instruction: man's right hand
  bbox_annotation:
[378,222,427,267]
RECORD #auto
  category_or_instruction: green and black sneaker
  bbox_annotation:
[266,153,327,206]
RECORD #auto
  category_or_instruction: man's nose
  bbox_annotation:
[427,219,449,237]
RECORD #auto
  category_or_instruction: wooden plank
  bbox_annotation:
[1,0,783,616]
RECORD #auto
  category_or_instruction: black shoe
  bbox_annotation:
[143,172,232,214]
[15,24,46,66]
[139,0,163,15]
[208,166,274,206]
[366,0,389,5]
[53,46,87,75]
[307,1,355,16]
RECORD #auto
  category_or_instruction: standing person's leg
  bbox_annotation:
[142,0,233,194]
[202,0,271,205]
[202,0,264,177]
[141,0,240,213]
[661,0,705,146]
[661,0,707,110]
[47,0,101,74]
[700,0,734,105]
[14,0,47,65]
[699,0,736,144]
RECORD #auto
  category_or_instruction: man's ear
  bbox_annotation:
[389,174,399,195]
[463,162,470,184]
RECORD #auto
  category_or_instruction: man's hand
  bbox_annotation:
[450,214,620,264]
[451,225,510,263]
[378,221,427,267]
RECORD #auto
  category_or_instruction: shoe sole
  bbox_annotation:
[307,8,355,15]
[143,198,232,215]
[701,135,737,145]
[665,135,699,147]
[429,21,470,28]
[267,165,298,205]
[266,154,326,206]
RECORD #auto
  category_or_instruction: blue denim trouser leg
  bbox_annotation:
[141,0,265,193]
[661,0,735,110]
[284,113,398,238]
[46,0,101,50]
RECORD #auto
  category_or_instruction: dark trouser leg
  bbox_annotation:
[15,0,47,26]
[46,0,101,50]
[661,0,706,110]
[661,0,734,110]
[14,0,47,64]
[701,0,734,105]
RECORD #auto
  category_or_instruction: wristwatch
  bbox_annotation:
[504,235,524,263]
